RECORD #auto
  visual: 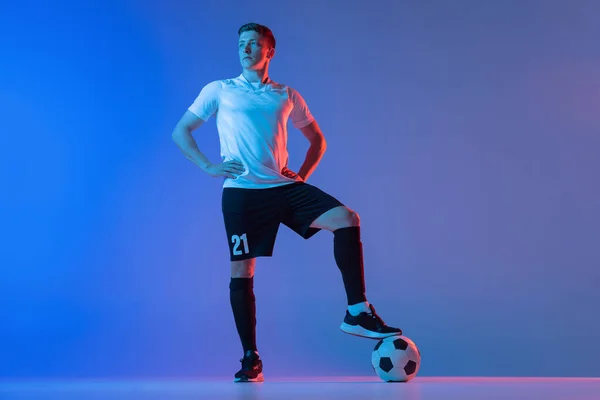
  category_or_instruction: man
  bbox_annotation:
[172,22,402,383]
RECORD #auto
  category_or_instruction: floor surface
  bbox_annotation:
[1,376,599,400]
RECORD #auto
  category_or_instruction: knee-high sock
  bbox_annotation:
[333,226,368,305]
[229,277,257,353]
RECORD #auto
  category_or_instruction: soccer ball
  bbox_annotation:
[371,335,421,382]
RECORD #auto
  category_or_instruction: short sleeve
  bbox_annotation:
[288,87,315,129]
[188,81,222,121]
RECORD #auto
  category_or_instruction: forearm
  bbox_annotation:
[172,127,211,171]
[298,138,327,180]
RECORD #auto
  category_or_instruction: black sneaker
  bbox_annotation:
[234,350,264,382]
[340,304,402,339]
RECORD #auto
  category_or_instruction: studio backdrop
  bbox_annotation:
[1,0,599,379]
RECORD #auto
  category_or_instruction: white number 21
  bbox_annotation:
[231,233,250,255]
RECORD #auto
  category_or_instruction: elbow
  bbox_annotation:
[171,126,180,141]
[315,135,327,154]
[171,131,182,147]
[171,125,189,142]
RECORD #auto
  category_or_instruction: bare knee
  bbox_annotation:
[231,258,256,278]
[311,206,360,230]
[346,209,360,226]
[335,207,360,227]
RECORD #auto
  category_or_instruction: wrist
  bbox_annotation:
[297,168,309,180]
[199,161,212,172]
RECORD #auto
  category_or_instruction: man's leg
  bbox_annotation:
[230,258,264,382]
[310,206,403,339]
[222,186,280,383]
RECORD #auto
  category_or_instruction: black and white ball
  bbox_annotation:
[371,335,421,382]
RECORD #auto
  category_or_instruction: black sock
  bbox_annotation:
[333,226,367,305]
[229,277,257,353]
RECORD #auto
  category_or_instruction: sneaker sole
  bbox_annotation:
[234,372,264,383]
[340,323,402,339]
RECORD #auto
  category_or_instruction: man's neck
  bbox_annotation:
[242,68,269,84]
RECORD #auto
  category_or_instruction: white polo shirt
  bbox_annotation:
[188,74,315,189]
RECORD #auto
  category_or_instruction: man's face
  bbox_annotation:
[238,31,273,69]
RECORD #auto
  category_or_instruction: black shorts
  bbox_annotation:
[222,182,344,261]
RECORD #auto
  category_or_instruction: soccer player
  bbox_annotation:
[172,22,402,382]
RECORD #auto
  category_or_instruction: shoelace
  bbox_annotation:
[367,311,386,327]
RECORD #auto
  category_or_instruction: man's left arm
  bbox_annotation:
[296,120,327,181]
[284,88,326,181]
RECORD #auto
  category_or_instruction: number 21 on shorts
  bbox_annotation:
[231,233,250,255]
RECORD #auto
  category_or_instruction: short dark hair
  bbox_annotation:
[238,22,276,49]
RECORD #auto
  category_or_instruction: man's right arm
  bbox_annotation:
[171,110,211,171]
[171,110,245,179]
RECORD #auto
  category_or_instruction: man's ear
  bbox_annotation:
[267,48,275,59]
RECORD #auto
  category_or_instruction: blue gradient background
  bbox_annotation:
[1,0,599,379]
